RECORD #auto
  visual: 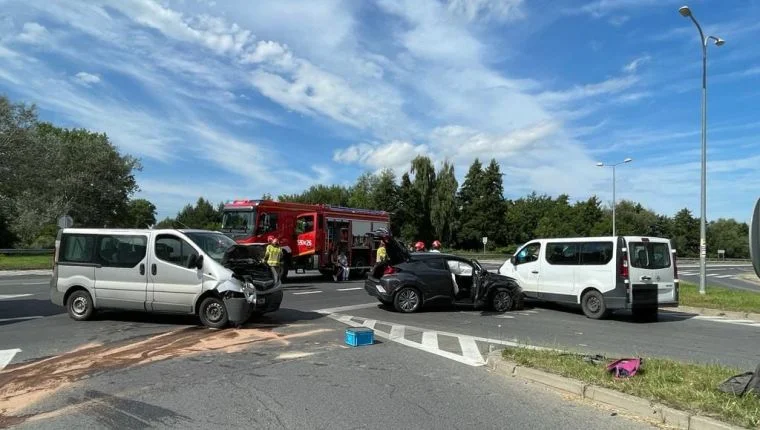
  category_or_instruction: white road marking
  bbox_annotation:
[706,274,719,277]
[715,274,735,279]
[389,325,405,340]
[337,287,362,291]
[0,294,33,300]
[458,336,483,363]
[0,316,44,323]
[691,315,760,328]
[679,272,697,275]
[314,302,378,314]
[0,348,21,371]
[363,319,377,329]
[292,291,323,295]
[422,331,438,349]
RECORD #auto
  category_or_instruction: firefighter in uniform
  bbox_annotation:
[414,241,425,252]
[376,236,389,263]
[430,240,442,253]
[265,237,283,282]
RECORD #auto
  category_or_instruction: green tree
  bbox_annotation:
[480,159,507,244]
[176,197,222,229]
[572,196,604,237]
[372,169,400,213]
[535,194,576,238]
[457,159,486,249]
[431,161,458,245]
[505,192,556,245]
[348,172,378,209]
[278,184,350,206]
[671,208,700,257]
[410,156,436,241]
[397,173,422,242]
[707,218,749,259]
[122,199,157,228]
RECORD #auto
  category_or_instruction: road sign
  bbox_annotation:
[482,237,488,245]
[750,197,760,278]
[57,215,73,229]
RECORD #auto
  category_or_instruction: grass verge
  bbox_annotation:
[502,348,759,429]
[680,281,760,314]
[0,254,53,270]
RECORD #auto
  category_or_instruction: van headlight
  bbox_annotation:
[243,281,257,303]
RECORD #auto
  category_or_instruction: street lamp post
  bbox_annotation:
[679,5,725,296]
[596,158,633,237]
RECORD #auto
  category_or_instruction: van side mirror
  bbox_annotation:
[195,254,204,270]
[750,197,760,278]
[510,256,516,265]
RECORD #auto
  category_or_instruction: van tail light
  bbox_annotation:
[383,266,397,275]
[672,249,679,280]
[619,250,629,280]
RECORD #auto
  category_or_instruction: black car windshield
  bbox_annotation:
[185,232,237,262]
[221,210,255,233]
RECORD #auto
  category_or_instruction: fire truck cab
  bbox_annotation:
[221,200,391,281]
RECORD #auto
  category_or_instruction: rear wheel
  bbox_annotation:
[394,287,422,313]
[67,290,94,321]
[581,290,610,320]
[491,288,515,312]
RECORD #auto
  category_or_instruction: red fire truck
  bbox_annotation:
[220,200,391,280]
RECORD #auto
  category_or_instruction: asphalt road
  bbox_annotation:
[0,273,660,429]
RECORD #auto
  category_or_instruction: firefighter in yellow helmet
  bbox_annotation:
[265,236,284,282]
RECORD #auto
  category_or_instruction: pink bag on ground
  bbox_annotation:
[606,358,643,379]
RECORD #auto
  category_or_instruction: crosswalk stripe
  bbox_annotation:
[363,319,377,329]
[389,325,405,340]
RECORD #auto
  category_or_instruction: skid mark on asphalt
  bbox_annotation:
[0,325,331,425]
[328,313,550,367]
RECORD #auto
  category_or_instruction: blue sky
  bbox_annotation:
[1,0,758,222]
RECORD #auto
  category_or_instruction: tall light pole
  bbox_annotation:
[679,5,725,296]
[596,158,632,237]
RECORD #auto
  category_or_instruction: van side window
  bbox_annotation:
[60,234,95,263]
[97,235,148,268]
[155,235,199,269]
[580,242,613,265]
[546,243,579,265]
[629,242,671,269]
[515,243,541,265]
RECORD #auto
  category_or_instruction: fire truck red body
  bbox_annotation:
[221,200,391,280]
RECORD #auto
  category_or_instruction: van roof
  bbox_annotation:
[531,236,671,243]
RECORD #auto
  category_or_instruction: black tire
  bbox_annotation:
[67,289,94,321]
[199,297,229,329]
[353,258,368,277]
[581,290,610,320]
[393,287,422,313]
[491,288,515,312]
[632,307,658,322]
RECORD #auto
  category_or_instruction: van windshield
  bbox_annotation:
[629,241,671,269]
[185,232,237,263]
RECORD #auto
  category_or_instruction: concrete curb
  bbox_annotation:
[0,270,52,277]
[486,352,748,430]
[662,305,760,322]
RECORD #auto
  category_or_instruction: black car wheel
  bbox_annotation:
[491,288,515,312]
[394,287,421,313]
[67,290,95,321]
[581,290,610,320]
[199,297,229,329]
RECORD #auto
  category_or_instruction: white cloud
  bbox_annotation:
[16,22,49,44]
[333,140,428,172]
[622,55,651,73]
[538,75,639,104]
[74,71,101,85]
[577,0,678,18]
[445,0,525,23]
[608,15,629,26]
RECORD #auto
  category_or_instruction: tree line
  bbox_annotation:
[1,95,749,258]
[0,96,156,248]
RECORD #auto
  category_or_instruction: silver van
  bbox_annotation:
[50,228,283,328]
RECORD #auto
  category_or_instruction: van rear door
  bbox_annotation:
[625,238,677,308]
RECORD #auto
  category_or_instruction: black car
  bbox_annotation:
[364,230,523,313]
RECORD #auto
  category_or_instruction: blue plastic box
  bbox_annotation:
[345,327,374,347]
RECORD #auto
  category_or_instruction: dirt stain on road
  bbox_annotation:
[0,326,291,426]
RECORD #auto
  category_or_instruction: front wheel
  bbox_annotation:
[394,287,422,313]
[199,297,229,329]
[491,288,515,313]
[581,290,610,320]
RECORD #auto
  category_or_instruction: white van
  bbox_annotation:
[498,236,678,319]
[50,228,283,328]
